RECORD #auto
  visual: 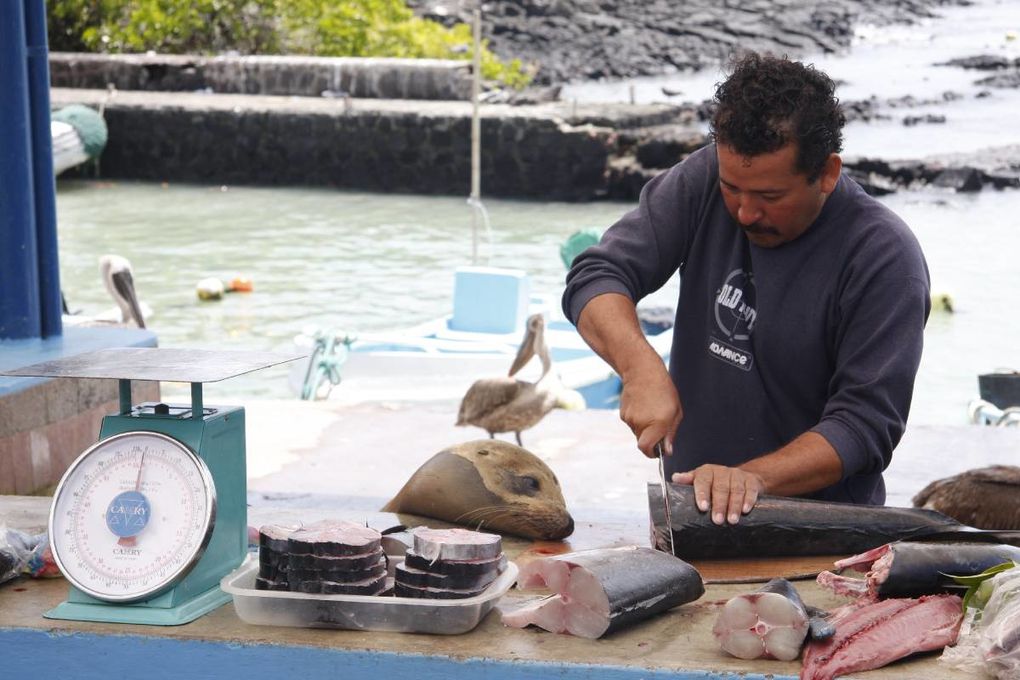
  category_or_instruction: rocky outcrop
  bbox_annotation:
[844,152,1020,196]
[409,0,960,85]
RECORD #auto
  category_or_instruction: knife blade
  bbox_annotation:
[655,439,675,557]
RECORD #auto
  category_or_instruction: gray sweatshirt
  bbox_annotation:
[563,145,930,504]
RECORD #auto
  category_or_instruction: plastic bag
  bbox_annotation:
[941,564,1020,679]
[0,526,58,585]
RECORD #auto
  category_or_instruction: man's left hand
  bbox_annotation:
[671,465,766,525]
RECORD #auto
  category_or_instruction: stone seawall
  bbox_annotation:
[50,53,476,100]
[52,88,688,200]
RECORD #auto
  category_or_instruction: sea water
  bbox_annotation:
[54,0,1019,424]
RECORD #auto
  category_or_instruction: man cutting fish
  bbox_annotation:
[562,52,930,525]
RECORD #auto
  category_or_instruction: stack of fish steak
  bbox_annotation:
[257,520,387,595]
[395,527,506,599]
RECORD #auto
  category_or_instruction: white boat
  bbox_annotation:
[292,266,673,409]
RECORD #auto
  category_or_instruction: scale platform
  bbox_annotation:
[2,347,302,383]
[2,347,303,625]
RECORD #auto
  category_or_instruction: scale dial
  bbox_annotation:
[49,431,217,603]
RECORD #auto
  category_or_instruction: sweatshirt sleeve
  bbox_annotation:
[811,227,931,481]
[562,158,701,324]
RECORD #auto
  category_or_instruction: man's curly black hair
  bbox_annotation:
[710,52,846,183]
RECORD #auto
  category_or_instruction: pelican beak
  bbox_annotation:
[508,322,539,377]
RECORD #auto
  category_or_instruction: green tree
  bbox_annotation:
[47,0,530,88]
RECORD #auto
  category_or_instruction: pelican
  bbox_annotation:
[456,314,585,445]
[99,254,146,328]
[912,465,1020,529]
[63,254,149,328]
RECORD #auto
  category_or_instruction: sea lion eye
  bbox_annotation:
[512,475,541,496]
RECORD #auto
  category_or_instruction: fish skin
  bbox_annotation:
[648,483,963,560]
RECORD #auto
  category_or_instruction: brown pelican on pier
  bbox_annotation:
[100,254,146,328]
[912,465,1020,530]
[456,313,585,445]
[63,254,149,328]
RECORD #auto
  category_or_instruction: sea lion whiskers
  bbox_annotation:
[453,504,515,525]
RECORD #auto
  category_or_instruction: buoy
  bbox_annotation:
[227,276,254,292]
[196,277,225,301]
[51,104,108,175]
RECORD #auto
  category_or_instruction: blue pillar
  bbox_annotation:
[26,0,62,338]
[0,0,41,340]
[0,0,62,340]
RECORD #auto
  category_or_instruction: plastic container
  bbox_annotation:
[220,556,518,634]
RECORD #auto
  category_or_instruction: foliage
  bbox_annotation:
[47,0,281,54]
[47,0,531,88]
[950,560,1018,611]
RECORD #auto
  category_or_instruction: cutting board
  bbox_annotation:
[690,554,847,584]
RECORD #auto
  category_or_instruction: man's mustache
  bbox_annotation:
[740,222,781,236]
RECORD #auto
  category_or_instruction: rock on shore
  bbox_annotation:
[409,0,961,84]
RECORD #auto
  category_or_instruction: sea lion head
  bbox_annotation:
[382,440,574,540]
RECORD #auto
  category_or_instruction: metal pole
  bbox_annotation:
[0,1,42,339]
[119,380,132,415]
[25,0,62,338]
[191,382,204,420]
[469,7,482,266]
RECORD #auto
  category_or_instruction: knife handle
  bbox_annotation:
[653,439,667,458]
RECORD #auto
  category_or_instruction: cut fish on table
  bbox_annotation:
[799,594,963,680]
[714,578,833,661]
[817,541,1020,600]
[648,484,965,560]
[501,545,703,639]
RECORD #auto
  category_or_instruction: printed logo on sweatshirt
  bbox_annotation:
[714,268,757,340]
[709,268,757,371]
[707,336,754,371]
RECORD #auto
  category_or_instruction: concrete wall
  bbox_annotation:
[52,88,683,200]
[0,326,159,495]
[50,53,475,100]
[0,378,158,494]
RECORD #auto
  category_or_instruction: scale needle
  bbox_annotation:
[117,449,148,548]
[134,449,147,491]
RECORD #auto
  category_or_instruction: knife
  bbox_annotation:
[655,439,676,557]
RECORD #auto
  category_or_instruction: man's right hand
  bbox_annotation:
[619,360,682,458]
[574,293,681,458]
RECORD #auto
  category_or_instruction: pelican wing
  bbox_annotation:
[110,269,146,329]
[457,377,526,426]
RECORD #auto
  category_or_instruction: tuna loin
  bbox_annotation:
[817,542,1020,599]
[714,578,833,661]
[648,483,964,560]
[501,546,704,639]
[800,594,963,680]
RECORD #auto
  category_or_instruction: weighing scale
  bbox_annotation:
[1,347,301,626]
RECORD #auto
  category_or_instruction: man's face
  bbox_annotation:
[716,143,841,248]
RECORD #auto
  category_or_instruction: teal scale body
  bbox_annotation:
[47,400,248,626]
